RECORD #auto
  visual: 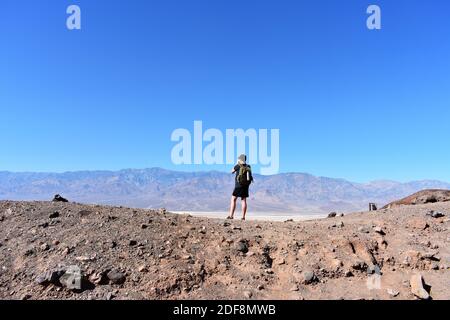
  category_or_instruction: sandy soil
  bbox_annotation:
[0,200,448,300]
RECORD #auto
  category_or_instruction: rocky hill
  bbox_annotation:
[1,169,449,214]
[0,200,449,300]
[383,189,450,209]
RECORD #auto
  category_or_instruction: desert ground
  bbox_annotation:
[0,196,449,300]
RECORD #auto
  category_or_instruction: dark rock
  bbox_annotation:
[20,294,32,300]
[328,212,337,218]
[236,239,249,253]
[427,210,445,218]
[352,261,368,271]
[49,211,60,219]
[52,194,68,202]
[107,270,126,284]
[35,269,65,286]
[24,248,36,257]
[141,224,148,229]
[129,240,137,246]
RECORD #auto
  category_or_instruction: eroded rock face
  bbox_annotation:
[0,200,449,300]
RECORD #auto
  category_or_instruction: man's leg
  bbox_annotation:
[228,196,237,218]
[241,197,247,220]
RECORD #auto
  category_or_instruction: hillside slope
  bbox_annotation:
[0,200,449,300]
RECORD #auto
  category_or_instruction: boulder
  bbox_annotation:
[52,194,68,202]
[328,212,337,218]
[235,239,249,254]
[427,211,445,218]
[410,274,430,300]
[35,269,65,286]
[302,271,317,284]
[107,270,126,285]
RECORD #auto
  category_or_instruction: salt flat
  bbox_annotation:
[172,211,327,221]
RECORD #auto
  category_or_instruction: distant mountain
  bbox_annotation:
[1,168,449,214]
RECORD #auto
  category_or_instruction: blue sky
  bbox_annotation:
[1,0,449,182]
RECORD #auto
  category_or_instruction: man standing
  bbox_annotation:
[227,154,253,220]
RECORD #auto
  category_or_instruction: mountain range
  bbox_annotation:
[1,168,449,214]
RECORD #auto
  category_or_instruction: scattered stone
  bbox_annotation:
[141,224,148,229]
[40,243,50,251]
[410,274,430,300]
[290,285,299,291]
[387,288,399,297]
[427,210,445,218]
[35,268,65,286]
[373,226,385,235]
[20,294,32,300]
[52,194,68,202]
[422,252,440,261]
[265,268,274,274]
[106,292,115,300]
[257,284,264,290]
[75,255,95,262]
[49,211,60,219]
[284,219,294,223]
[107,270,126,285]
[235,239,249,253]
[358,226,370,233]
[302,271,317,284]
[243,291,253,299]
[223,221,231,227]
[328,212,337,218]
[138,265,148,273]
[89,270,109,285]
[345,270,354,277]
[129,240,137,246]
[351,261,368,271]
[24,248,35,257]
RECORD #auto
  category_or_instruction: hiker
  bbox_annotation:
[227,154,253,220]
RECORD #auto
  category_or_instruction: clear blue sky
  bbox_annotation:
[1,0,449,182]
